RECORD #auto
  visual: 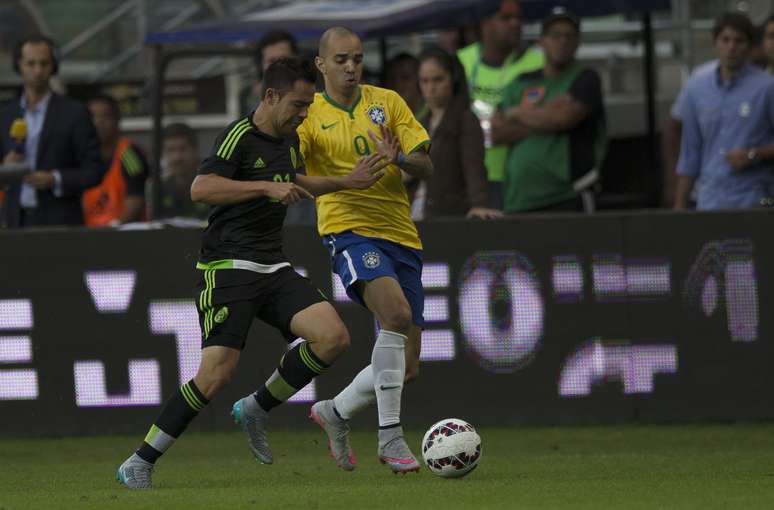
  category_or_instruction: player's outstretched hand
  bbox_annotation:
[345,153,388,189]
[367,124,401,165]
[266,182,314,205]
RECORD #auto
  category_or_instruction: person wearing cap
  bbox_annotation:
[492,7,606,213]
[675,12,774,210]
[457,0,544,210]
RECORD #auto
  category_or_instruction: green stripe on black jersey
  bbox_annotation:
[217,119,250,160]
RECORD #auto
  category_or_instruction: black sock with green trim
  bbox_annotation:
[135,380,209,464]
[254,341,328,412]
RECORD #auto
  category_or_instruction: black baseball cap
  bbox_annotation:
[541,6,581,34]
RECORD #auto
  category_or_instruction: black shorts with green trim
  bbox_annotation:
[196,267,327,350]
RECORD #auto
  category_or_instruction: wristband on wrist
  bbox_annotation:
[397,151,406,165]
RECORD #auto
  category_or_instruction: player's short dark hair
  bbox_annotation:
[260,57,316,97]
[255,31,298,74]
[713,12,755,43]
[88,93,121,120]
[163,122,197,148]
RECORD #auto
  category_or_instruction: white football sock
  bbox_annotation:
[371,329,407,428]
[332,365,376,420]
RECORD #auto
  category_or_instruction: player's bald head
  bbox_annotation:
[318,26,360,57]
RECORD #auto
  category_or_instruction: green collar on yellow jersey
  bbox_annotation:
[322,87,362,119]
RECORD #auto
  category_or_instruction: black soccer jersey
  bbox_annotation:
[197,114,304,265]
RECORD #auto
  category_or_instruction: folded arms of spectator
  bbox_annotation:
[490,93,590,145]
[505,93,590,132]
[490,110,531,145]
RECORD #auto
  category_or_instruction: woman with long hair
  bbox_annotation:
[413,47,502,220]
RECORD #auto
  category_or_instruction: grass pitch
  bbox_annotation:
[1,423,774,509]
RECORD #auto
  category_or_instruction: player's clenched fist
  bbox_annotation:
[265,182,314,205]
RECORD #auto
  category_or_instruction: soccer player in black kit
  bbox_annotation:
[117,58,387,489]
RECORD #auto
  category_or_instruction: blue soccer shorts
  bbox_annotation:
[323,231,424,327]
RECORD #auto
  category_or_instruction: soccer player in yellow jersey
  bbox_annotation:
[302,27,433,474]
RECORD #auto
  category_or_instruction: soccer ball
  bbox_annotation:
[421,418,482,478]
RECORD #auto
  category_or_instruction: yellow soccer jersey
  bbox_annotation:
[297,85,430,250]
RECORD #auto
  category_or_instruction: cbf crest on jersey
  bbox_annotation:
[367,105,387,125]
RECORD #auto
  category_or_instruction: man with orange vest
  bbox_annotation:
[83,94,148,226]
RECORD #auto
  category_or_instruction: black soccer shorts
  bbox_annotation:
[196,267,327,350]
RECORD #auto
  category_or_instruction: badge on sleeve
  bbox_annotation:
[739,102,751,117]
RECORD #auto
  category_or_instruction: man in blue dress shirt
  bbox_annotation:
[676,12,774,210]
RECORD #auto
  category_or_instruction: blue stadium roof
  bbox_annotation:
[145,0,671,45]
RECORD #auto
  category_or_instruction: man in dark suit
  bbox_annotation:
[0,35,103,228]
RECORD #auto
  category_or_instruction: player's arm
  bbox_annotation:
[295,153,387,196]
[191,173,312,205]
[398,148,433,180]
[192,127,312,205]
[368,124,433,179]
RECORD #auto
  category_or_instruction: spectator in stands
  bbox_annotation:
[157,123,208,220]
[491,7,606,213]
[82,94,148,226]
[413,47,501,220]
[0,35,103,227]
[249,31,299,107]
[256,31,298,77]
[436,25,481,55]
[661,60,716,208]
[675,12,774,210]
[382,53,425,116]
[458,0,544,209]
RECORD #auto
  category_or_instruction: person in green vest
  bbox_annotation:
[457,0,544,209]
[492,7,606,213]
